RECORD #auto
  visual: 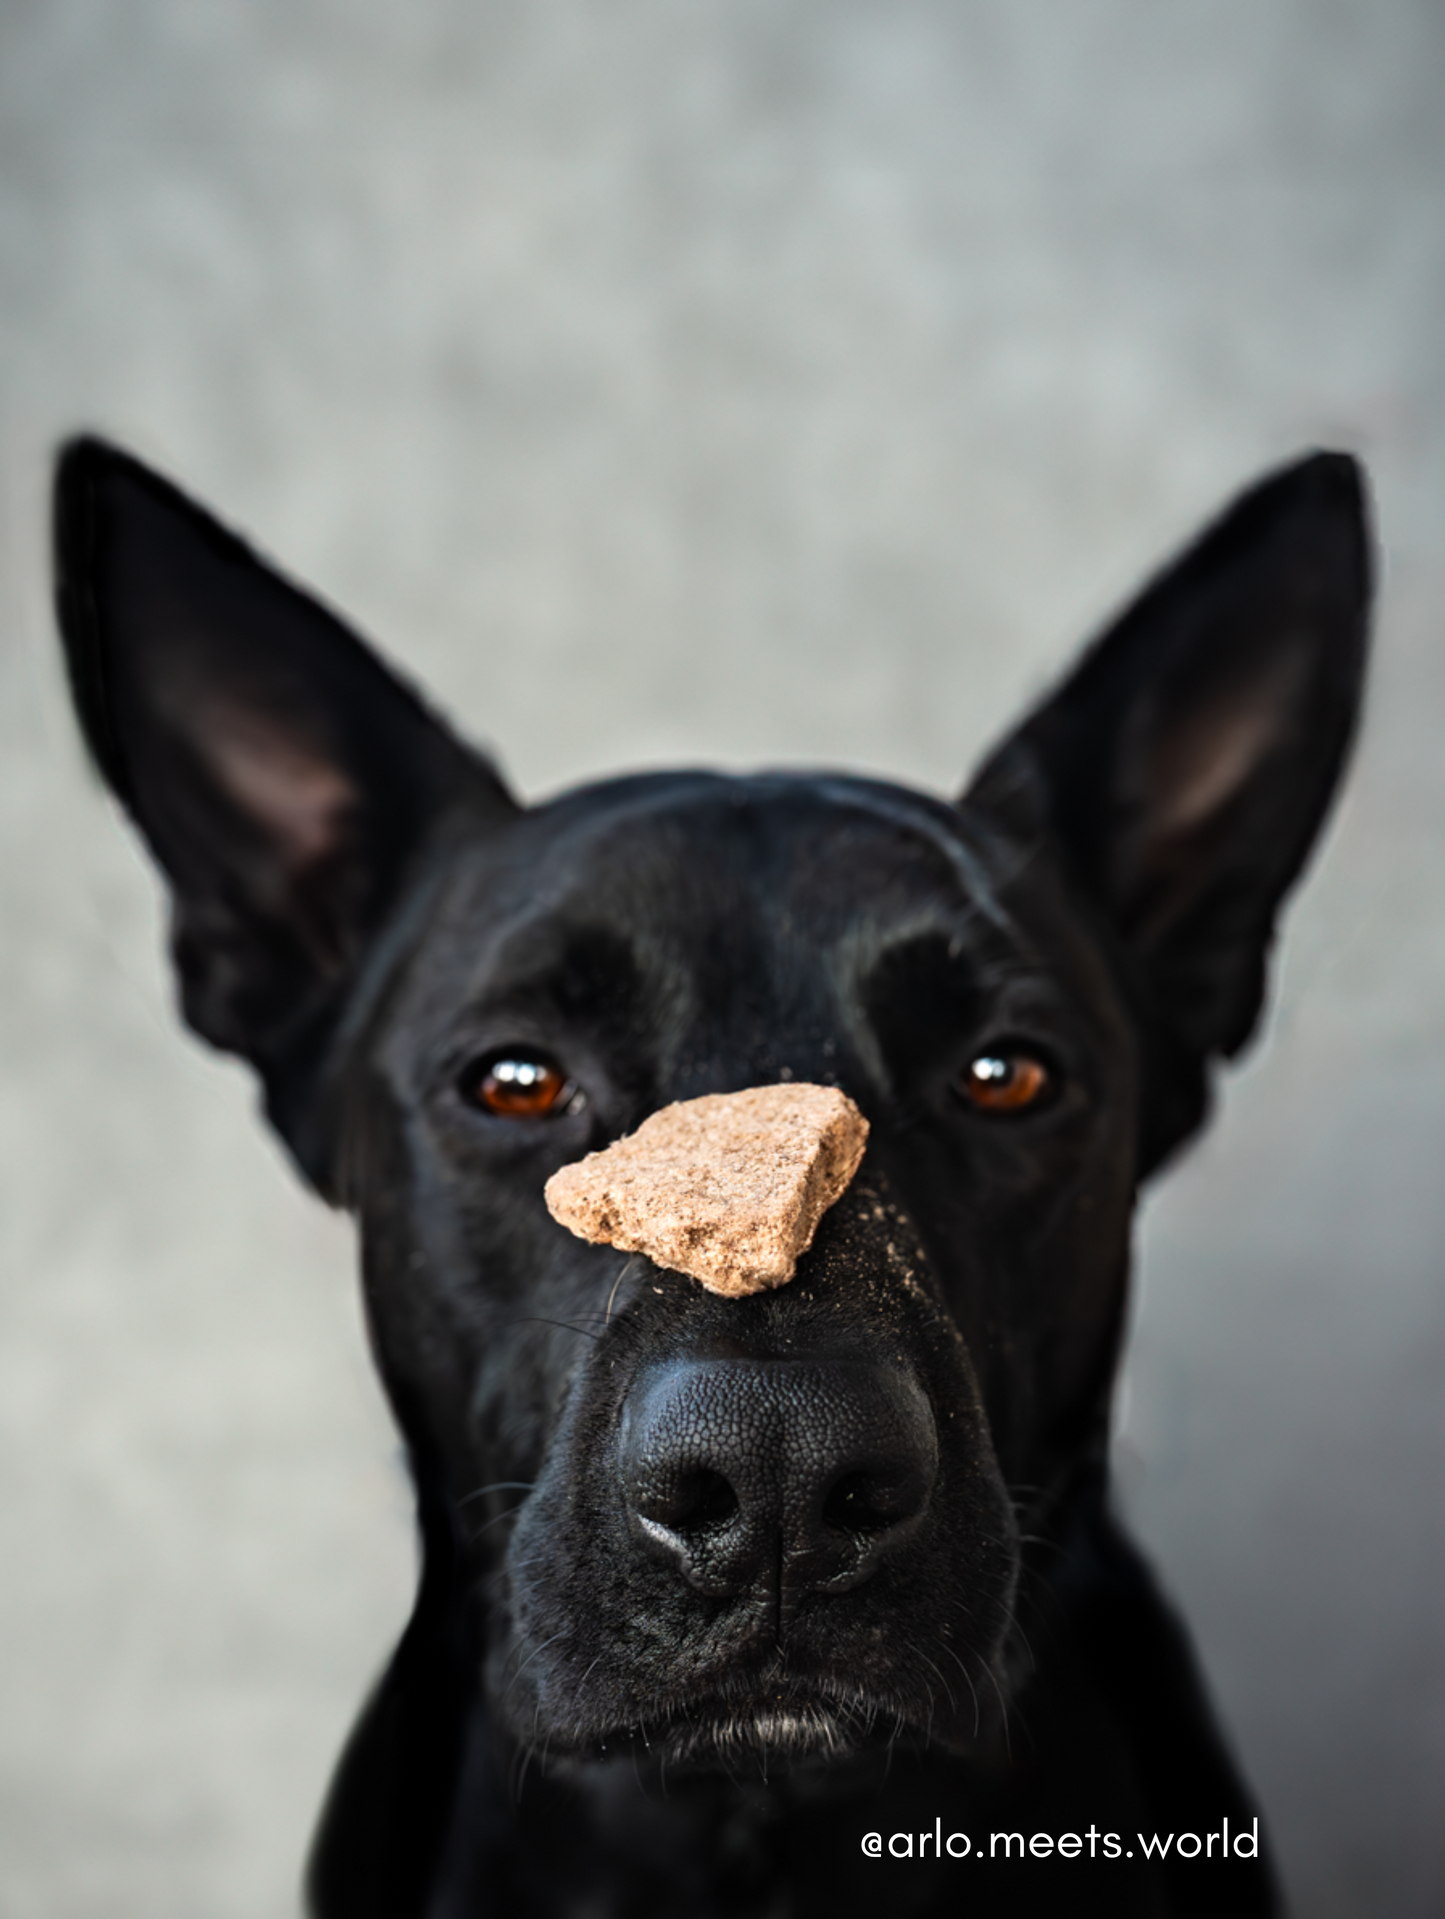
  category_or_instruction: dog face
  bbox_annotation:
[54,444,1369,1785]
[348,773,1136,1763]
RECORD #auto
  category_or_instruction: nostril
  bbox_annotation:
[639,1466,739,1537]
[822,1470,887,1534]
[681,1468,739,1531]
[821,1467,925,1536]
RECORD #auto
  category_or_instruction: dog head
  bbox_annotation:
[54,443,1369,1780]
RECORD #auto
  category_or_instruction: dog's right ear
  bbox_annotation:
[966,452,1371,1172]
[54,438,518,1190]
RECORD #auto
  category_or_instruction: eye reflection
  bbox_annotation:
[465,1054,575,1119]
[960,1051,1052,1115]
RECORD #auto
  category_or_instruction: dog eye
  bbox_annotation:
[464,1054,576,1119]
[959,1050,1052,1115]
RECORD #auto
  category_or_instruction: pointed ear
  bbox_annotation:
[54,437,519,1190]
[966,452,1372,1169]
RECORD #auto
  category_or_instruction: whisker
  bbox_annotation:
[457,1480,535,1508]
[502,1628,572,1703]
[909,1644,957,1716]
[511,1316,603,1343]
[570,1650,606,1713]
[937,1639,983,1740]
[983,1660,1012,1761]
[605,1256,642,1327]
[465,1501,531,1543]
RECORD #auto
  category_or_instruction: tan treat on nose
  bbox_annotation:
[543,1084,869,1297]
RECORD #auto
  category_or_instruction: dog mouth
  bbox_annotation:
[564,1671,987,1777]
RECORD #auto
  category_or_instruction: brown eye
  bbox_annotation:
[961,1051,1052,1114]
[467,1054,575,1119]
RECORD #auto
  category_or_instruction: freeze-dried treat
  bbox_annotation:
[544,1084,869,1297]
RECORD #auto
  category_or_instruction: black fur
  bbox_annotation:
[54,439,1371,1917]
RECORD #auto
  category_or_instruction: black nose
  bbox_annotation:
[617,1358,938,1617]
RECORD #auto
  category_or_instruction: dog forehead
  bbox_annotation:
[421,771,1021,978]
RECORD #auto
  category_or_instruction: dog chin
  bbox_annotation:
[655,1703,866,1771]
[568,1688,941,1778]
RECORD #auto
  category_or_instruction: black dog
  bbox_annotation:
[54,440,1370,1918]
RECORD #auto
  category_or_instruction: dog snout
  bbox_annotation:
[617,1358,938,1614]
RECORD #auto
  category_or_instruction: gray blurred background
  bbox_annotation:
[2,2,1443,1913]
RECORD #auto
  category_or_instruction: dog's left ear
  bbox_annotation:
[967,452,1372,1169]
[54,437,519,1191]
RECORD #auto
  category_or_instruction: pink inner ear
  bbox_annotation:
[1145,698,1282,837]
[205,703,359,872]
[1133,644,1309,842]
